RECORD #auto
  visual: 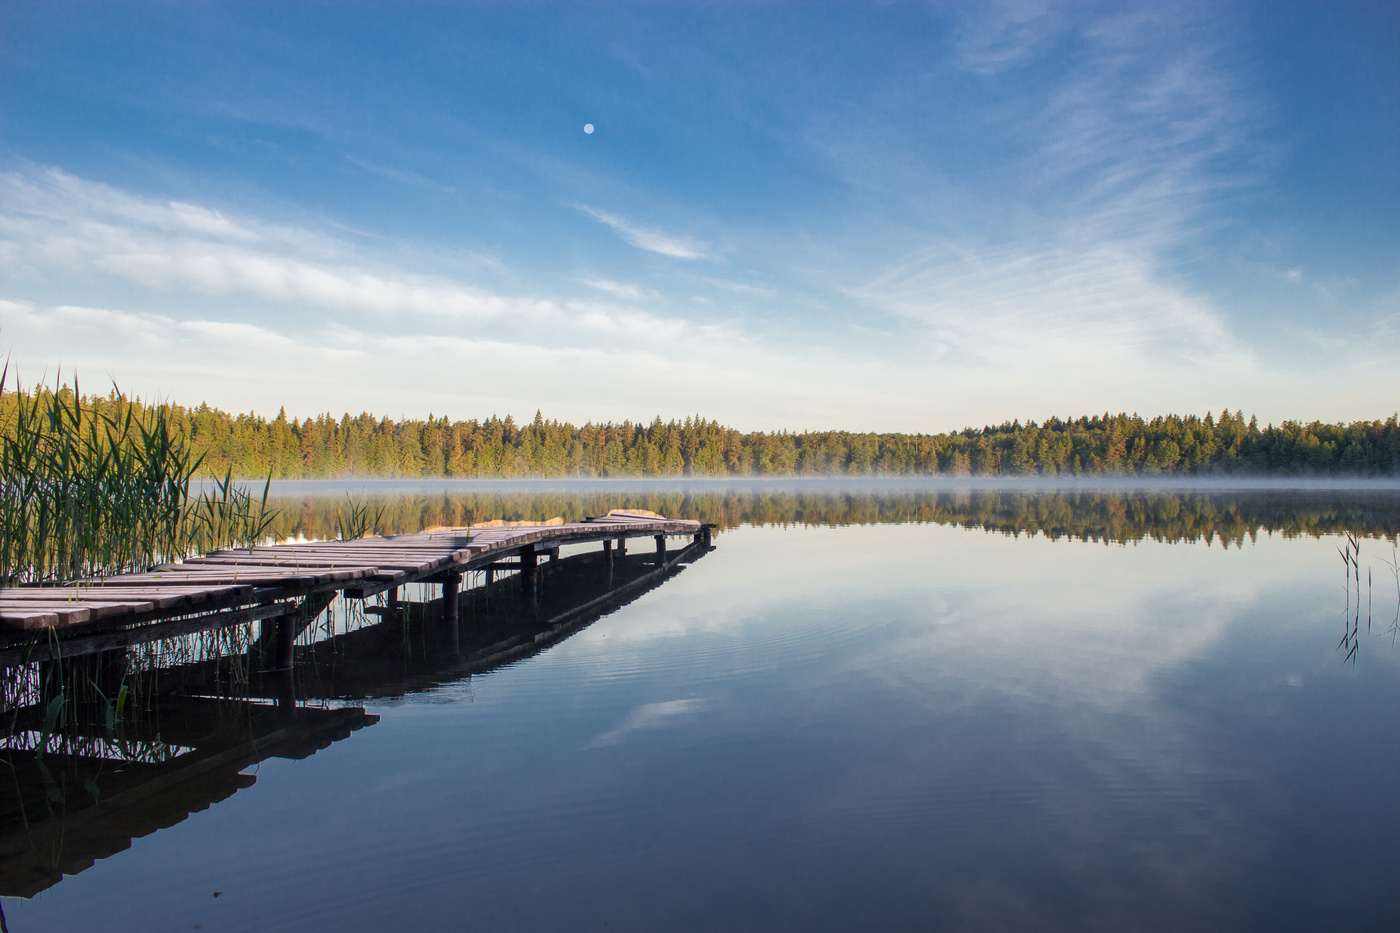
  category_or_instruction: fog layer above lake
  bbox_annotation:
[224,479,1400,547]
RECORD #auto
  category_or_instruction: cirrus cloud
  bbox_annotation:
[573,203,714,261]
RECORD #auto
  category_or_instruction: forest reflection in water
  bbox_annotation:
[253,478,1400,546]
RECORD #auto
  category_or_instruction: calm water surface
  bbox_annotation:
[6,485,1400,931]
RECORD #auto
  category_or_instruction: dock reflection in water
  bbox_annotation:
[0,539,709,899]
[0,695,376,898]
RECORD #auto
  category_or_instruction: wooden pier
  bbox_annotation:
[164,533,712,702]
[0,510,712,664]
[0,527,713,898]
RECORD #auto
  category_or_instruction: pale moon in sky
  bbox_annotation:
[584,123,595,134]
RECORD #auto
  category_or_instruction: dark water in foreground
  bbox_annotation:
[6,484,1400,931]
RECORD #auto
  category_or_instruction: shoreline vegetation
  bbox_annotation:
[4,381,1397,480]
[0,369,274,586]
[3,370,1399,575]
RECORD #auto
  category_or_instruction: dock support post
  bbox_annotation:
[617,538,626,556]
[387,587,399,609]
[93,647,129,697]
[443,572,460,626]
[655,534,666,564]
[603,539,613,567]
[274,614,296,671]
[519,549,540,611]
[697,526,712,547]
[273,667,297,710]
[486,566,495,585]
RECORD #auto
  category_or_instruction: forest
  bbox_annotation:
[3,384,1399,480]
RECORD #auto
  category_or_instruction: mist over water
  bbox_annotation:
[243,477,1400,545]
[6,484,1400,931]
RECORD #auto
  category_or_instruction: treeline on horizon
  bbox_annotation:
[4,385,1399,479]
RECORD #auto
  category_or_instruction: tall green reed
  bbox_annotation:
[333,494,385,541]
[0,365,277,587]
[186,469,277,556]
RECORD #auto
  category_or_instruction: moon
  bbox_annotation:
[584,123,595,134]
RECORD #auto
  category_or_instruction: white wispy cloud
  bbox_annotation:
[689,275,776,297]
[854,239,1239,368]
[0,167,508,319]
[177,319,298,350]
[573,203,713,260]
[0,169,894,426]
[344,155,456,193]
[582,278,657,301]
[851,4,1259,378]
[3,291,917,430]
[950,0,1064,76]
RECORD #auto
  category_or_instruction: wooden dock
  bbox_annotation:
[0,535,712,898]
[160,533,712,701]
[0,510,712,664]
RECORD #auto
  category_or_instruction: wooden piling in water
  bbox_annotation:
[443,573,460,626]
[273,614,297,671]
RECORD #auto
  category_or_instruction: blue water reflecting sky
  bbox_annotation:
[8,520,1400,931]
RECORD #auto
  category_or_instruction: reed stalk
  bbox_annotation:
[0,365,278,587]
[333,494,385,541]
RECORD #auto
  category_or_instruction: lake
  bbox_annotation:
[5,481,1400,931]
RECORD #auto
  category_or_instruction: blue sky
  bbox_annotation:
[0,1,1396,431]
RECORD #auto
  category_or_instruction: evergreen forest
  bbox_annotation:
[4,384,1399,479]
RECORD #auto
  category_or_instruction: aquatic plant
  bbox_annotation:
[1381,545,1400,644]
[0,365,278,586]
[334,494,385,540]
[1339,533,1366,664]
[186,469,278,557]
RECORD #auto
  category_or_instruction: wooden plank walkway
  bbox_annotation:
[0,510,710,654]
[160,533,712,703]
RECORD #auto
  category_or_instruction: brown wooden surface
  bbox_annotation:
[0,513,703,636]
